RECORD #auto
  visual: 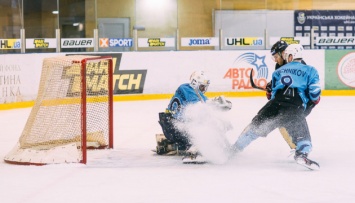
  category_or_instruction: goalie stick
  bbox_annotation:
[250,69,267,91]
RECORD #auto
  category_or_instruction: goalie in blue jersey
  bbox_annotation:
[232,44,321,170]
[156,71,232,158]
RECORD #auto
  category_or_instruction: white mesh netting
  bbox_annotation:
[4,55,113,165]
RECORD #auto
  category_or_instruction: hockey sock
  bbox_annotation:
[232,130,259,152]
[296,140,312,154]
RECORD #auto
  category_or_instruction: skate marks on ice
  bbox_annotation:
[85,148,186,168]
[77,147,320,171]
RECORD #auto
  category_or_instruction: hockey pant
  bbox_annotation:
[158,112,190,150]
[233,98,312,154]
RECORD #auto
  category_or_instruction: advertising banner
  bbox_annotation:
[181,37,219,47]
[224,37,264,47]
[99,38,133,48]
[61,38,94,48]
[315,36,355,46]
[138,38,175,47]
[0,53,62,103]
[325,50,355,89]
[269,37,310,46]
[26,38,57,49]
[0,39,21,49]
[67,53,146,95]
[0,50,326,104]
[118,50,325,94]
[294,10,355,49]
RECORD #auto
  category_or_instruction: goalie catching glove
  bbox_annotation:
[209,95,232,111]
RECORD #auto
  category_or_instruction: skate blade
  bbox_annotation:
[182,155,207,164]
[296,158,320,170]
[182,160,207,164]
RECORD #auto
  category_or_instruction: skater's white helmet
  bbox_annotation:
[283,44,304,63]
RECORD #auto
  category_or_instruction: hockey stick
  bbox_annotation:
[250,69,267,91]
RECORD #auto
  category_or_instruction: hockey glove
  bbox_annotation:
[211,95,232,111]
[266,81,272,100]
[304,97,320,117]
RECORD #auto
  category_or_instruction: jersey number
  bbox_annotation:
[281,75,293,86]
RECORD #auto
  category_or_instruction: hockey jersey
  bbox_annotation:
[271,61,321,108]
[167,83,208,119]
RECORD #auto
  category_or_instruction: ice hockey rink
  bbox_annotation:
[0,96,354,203]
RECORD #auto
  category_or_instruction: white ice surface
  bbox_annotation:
[0,96,355,203]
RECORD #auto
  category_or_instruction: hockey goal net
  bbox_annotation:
[4,55,113,165]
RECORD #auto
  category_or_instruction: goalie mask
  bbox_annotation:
[190,71,210,93]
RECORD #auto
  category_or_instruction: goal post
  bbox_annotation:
[4,55,114,165]
[80,56,114,164]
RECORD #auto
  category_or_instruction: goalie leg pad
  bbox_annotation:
[158,112,190,150]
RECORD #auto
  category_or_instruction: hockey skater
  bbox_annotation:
[156,70,232,163]
[267,41,307,100]
[232,44,321,170]
[267,41,309,150]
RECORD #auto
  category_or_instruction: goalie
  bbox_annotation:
[156,71,232,160]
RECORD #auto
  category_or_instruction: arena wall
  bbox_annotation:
[0,50,354,110]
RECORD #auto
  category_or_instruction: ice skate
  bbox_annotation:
[182,145,207,164]
[294,151,320,170]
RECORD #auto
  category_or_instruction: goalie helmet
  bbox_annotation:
[282,44,304,63]
[190,71,210,93]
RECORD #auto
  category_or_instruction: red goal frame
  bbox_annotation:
[81,56,114,164]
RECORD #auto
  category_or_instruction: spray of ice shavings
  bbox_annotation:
[174,102,233,164]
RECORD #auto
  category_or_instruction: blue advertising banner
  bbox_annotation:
[294,10,355,49]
